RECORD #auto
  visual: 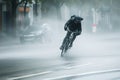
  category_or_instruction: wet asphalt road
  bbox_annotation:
[0,33,120,80]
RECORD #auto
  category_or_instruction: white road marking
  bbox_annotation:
[43,68,120,80]
[8,63,91,80]
[8,71,52,80]
[63,63,92,70]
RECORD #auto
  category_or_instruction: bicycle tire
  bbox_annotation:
[61,38,70,57]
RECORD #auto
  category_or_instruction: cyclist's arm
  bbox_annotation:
[64,20,71,31]
[77,23,82,35]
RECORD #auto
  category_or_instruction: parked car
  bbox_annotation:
[19,23,51,44]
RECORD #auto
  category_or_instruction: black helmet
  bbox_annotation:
[71,15,83,21]
[71,15,76,20]
[76,17,83,21]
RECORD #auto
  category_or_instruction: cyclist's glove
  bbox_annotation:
[64,25,67,31]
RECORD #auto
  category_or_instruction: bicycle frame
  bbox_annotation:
[61,33,74,57]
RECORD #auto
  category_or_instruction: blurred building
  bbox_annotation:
[0,1,2,32]
[0,0,7,33]
[0,0,16,35]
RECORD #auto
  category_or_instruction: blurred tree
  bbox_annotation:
[40,0,65,19]
[4,0,41,35]
[52,0,65,19]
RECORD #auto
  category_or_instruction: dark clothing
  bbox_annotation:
[64,19,82,32]
[64,16,83,34]
[60,16,83,49]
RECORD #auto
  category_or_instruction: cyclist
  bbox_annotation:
[60,15,83,50]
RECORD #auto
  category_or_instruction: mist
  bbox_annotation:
[0,0,120,80]
[1,0,120,57]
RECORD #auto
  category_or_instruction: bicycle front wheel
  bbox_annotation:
[61,38,70,57]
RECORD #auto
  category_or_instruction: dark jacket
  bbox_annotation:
[64,16,83,33]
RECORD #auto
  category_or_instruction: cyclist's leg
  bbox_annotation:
[69,33,77,47]
[60,31,71,49]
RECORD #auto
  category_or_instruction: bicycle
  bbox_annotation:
[60,32,74,57]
